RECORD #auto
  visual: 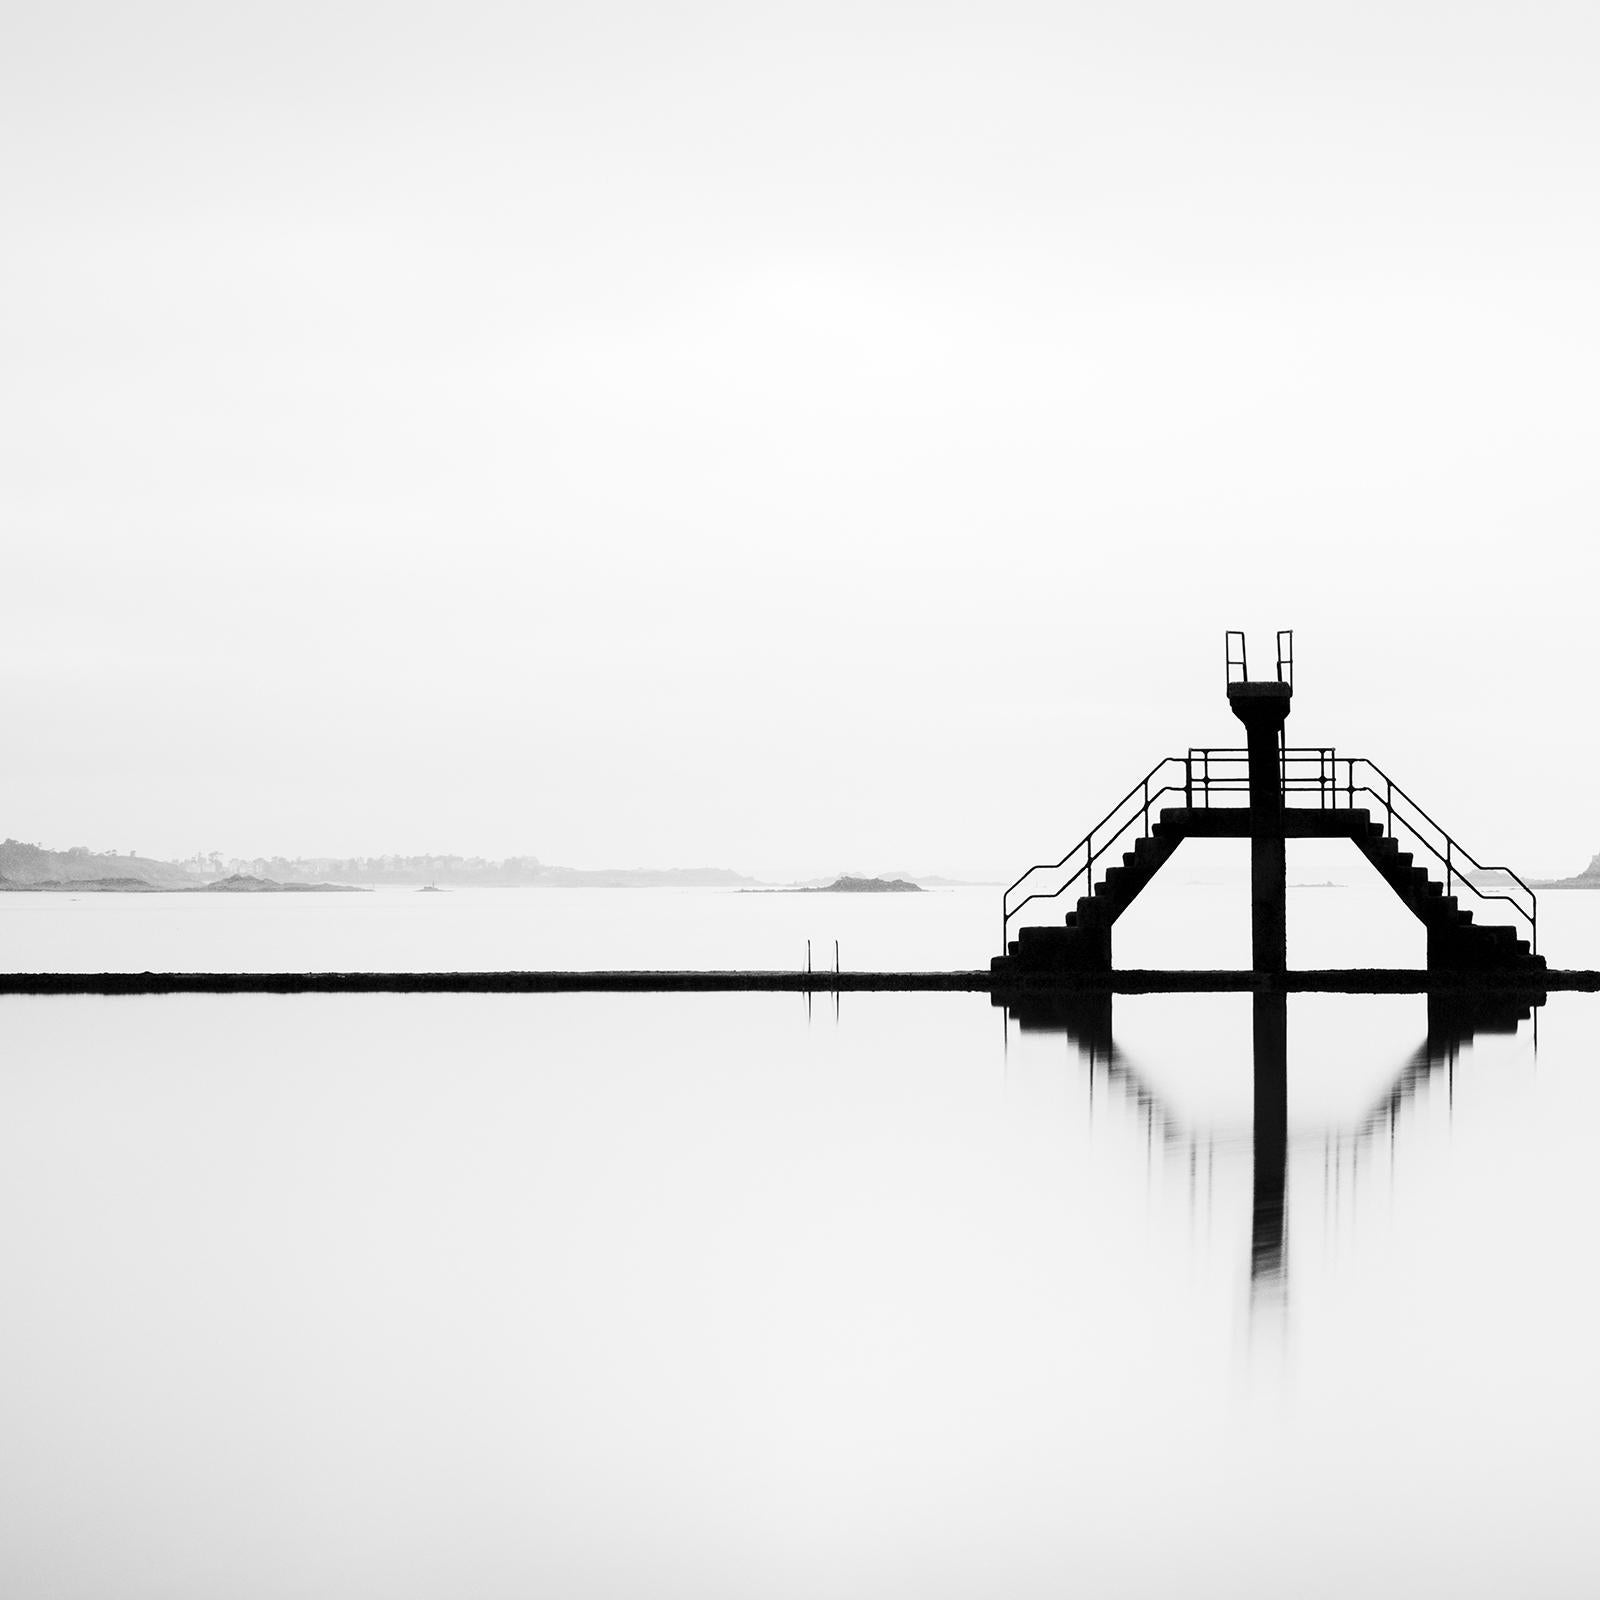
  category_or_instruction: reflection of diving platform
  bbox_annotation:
[995,632,1545,983]
[998,984,1544,1302]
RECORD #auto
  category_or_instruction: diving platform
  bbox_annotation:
[994,631,1545,984]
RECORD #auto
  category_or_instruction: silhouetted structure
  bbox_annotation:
[1230,675,1293,976]
[995,632,1543,982]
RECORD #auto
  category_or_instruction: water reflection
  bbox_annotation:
[998,985,1544,1323]
[1251,992,1288,1297]
[0,990,1587,1595]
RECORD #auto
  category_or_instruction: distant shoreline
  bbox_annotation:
[0,875,365,895]
[1,877,995,895]
[744,875,925,895]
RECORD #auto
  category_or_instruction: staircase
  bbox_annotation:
[999,824,1181,976]
[994,750,1544,981]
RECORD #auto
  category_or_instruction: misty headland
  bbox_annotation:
[748,875,925,894]
[1532,852,1600,889]
[0,840,972,894]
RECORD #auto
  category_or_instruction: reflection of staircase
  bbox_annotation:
[996,764,1545,981]
[1425,988,1543,1044]
[1350,988,1544,1140]
[995,986,1544,1150]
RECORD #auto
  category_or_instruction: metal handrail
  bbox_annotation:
[1350,782,1534,945]
[1000,744,1322,945]
[1223,628,1292,687]
[1002,782,1193,945]
[1340,758,1536,952]
[1185,746,1342,807]
[1001,745,1538,955]
[1225,631,1248,684]
[1001,757,1188,951]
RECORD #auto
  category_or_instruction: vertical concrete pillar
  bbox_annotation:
[1227,681,1292,978]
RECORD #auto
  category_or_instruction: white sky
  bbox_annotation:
[3,1,1596,878]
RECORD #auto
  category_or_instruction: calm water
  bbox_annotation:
[2,988,1598,1597]
[3,880,1598,1596]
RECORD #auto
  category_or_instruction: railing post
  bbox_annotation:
[1385,776,1392,838]
[1185,754,1193,809]
[1446,838,1452,901]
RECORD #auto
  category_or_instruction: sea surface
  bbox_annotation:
[2,876,1598,1597]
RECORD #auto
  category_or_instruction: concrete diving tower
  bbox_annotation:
[994,631,1543,984]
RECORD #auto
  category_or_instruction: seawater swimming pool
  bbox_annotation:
[1,986,1596,1597]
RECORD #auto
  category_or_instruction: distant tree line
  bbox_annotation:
[215,854,549,886]
[4,840,753,889]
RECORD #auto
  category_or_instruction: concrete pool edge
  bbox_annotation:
[0,969,1595,995]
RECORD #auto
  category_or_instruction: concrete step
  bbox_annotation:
[1428,935,1547,972]
[993,919,1109,976]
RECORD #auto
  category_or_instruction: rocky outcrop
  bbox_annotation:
[201,874,363,893]
[1532,852,1600,889]
[807,875,923,893]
